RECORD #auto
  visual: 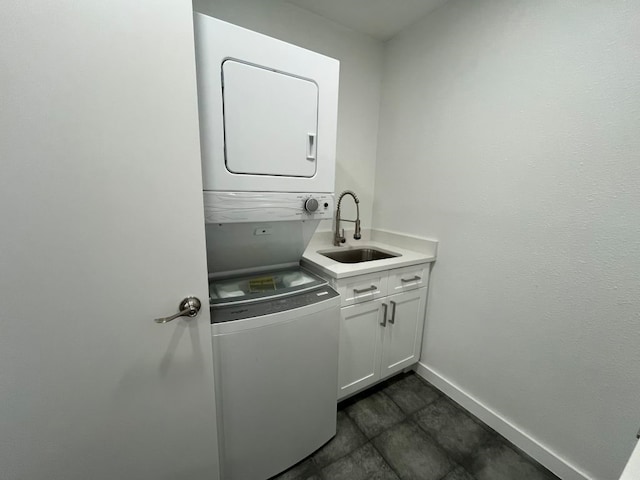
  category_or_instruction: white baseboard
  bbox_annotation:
[415,362,594,480]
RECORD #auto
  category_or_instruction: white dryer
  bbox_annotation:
[193,13,339,195]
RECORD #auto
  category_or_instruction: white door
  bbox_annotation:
[222,60,319,177]
[0,2,219,480]
[338,300,385,400]
[381,289,427,378]
[619,440,640,480]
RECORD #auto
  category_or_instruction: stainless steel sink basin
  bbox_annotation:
[319,248,400,264]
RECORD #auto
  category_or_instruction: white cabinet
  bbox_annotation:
[334,264,430,400]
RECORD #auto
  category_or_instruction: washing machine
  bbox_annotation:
[209,267,339,480]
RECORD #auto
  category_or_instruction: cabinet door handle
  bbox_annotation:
[381,303,387,327]
[354,285,377,294]
[400,275,421,283]
[389,300,397,324]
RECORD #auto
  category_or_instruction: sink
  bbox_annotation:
[319,247,400,264]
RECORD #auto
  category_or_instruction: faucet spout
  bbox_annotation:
[334,190,361,246]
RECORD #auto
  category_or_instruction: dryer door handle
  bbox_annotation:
[306,133,316,161]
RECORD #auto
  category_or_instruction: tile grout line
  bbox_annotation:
[367,440,403,480]
[371,380,450,480]
[410,416,476,479]
[315,409,370,475]
[408,399,483,471]
[350,388,406,480]
[382,374,479,480]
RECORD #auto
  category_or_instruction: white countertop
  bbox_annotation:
[302,229,437,279]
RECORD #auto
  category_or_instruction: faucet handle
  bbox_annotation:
[340,228,346,243]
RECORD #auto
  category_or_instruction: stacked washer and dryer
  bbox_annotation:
[193,13,341,480]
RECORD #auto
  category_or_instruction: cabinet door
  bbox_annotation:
[381,288,427,379]
[338,299,385,400]
[222,60,318,177]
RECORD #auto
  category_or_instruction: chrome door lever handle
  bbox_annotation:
[154,297,201,324]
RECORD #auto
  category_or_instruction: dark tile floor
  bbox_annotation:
[271,372,560,480]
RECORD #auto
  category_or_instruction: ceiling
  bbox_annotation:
[286,0,449,41]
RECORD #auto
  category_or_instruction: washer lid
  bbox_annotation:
[210,284,339,324]
[209,266,325,306]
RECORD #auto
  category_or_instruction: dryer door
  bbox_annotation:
[222,60,318,178]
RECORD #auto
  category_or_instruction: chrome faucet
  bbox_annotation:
[334,190,362,246]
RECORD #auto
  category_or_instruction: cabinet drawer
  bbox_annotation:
[387,264,429,294]
[337,272,388,307]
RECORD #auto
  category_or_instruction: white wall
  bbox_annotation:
[373,1,640,479]
[193,0,384,230]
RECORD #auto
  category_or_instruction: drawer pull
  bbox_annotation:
[389,300,397,324]
[354,285,377,294]
[381,303,387,327]
[400,275,421,283]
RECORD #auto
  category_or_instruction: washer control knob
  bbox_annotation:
[304,198,319,213]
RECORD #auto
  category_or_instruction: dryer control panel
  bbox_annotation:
[203,192,334,224]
